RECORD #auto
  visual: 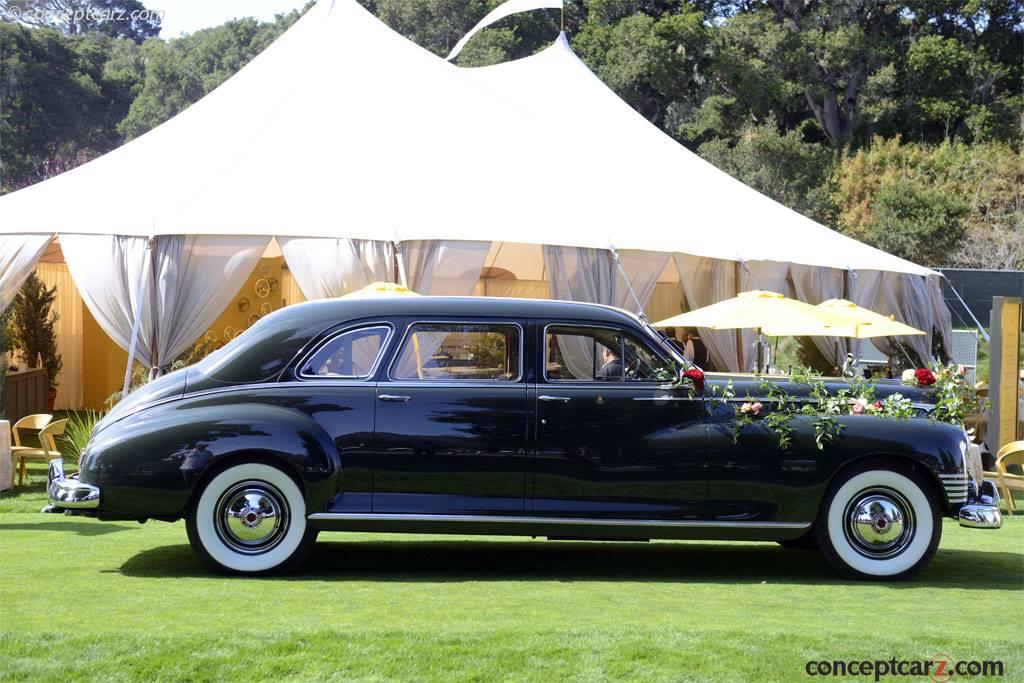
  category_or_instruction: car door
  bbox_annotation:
[533,322,708,519]
[372,319,529,515]
[288,322,394,513]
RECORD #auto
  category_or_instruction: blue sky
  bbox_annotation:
[156,0,310,37]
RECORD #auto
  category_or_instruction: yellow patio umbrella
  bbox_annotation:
[341,281,420,298]
[653,290,830,372]
[812,299,925,339]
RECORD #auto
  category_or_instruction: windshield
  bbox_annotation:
[641,319,689,369]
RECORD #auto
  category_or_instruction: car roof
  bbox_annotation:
[280,295,644,328]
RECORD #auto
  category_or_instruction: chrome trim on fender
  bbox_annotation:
[306,513,811,530]
[938,473,969,504]
[47,459,100,509]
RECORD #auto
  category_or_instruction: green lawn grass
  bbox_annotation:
[2,462,1022,681]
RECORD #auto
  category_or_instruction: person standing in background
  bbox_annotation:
[662,327,686,355]
[680,330,696,363]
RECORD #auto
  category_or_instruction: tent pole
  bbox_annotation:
[609,246,645,319]
[123,237,154,397]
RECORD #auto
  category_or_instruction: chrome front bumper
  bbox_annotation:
[958,480,1002,529]
[46,459,100,510]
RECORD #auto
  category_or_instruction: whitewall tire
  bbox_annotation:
[816,465,940,580]
[186,463,317,575]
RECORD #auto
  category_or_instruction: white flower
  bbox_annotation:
[901,369,916,383]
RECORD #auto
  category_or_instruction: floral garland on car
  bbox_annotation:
[667,362,982,451]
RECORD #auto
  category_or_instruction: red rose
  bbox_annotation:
[914,368,936,386]
[682,367,705,392]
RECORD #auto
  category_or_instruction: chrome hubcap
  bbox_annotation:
[843,487,915,559]
[215,481,289,554]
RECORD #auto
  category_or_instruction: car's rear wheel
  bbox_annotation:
[816,464,940,580]
[186,463,317,575]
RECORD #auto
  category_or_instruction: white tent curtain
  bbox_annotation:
[61,234,269,371]
[739,260,791,371]
[790,264,847,367]
[0,234,53,313]
[849,269,883,362]
[927,275,953,362]
[279,237,395,300]
[402,240,491,295]
[869,272,934,366]
[674,254,741,372]
[544,246,668,377]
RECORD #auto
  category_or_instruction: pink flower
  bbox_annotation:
[957,364,967,376]
[739,401,762,416]
[851,397,868,415]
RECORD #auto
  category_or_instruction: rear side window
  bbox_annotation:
[391,322,521,381]
[300,325,391,378]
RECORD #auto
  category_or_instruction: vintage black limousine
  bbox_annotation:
[47,297,1001,579]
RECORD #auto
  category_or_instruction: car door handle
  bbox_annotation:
[378,394,411,402]
[538,395,571,403]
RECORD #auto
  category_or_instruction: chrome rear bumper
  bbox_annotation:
[46,459,100,510]
[958,480,1002,529]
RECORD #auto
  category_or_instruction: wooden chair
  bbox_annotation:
[994,441,1024,514]
[12,418,65,489]
[9,414,51,488]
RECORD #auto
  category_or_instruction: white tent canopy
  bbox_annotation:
[0,0,933,277]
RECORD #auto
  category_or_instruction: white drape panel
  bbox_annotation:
[543,246,668,377]
[790,264,847,366]
[869,272,934,365]
[403,240,490,295]
[279,238,395,299]
[0,234,52,313]
[674,254,741,372]
[35,263,84,410]
[61,234,269,370]
[927,275,953,363]
[849,269,883,361]
[739,260,791,371]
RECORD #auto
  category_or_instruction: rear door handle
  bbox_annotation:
[378,394,411,402]
[538,395,571,403]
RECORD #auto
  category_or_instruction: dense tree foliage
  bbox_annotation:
[0,0,1020,268]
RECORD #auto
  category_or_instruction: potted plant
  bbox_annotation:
[9,273,62,411]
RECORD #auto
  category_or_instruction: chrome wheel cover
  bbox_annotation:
[214,481,289,555]
[842,487,916,559]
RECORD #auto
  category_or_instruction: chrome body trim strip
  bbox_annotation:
[307,513,811,530]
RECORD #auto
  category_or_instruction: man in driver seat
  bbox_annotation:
[597,344,623,380]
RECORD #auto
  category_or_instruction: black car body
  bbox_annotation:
[48,297,1002,579]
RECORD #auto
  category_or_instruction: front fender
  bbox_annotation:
[80,401,339,518]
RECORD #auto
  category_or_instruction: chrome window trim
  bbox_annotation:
[294,323,394,382]
[306,512,811,530]
[542,322,672,385]
[387,319,525,383]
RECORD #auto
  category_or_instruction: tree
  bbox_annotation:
[866,179,967,265]
[9,272,62,390]
[0,0,161,43]
[697,118,836,224]
[117,10,305,139]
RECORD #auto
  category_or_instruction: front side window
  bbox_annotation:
[300,325,390,378]
[546,326,670,382]
[392,322,521,381]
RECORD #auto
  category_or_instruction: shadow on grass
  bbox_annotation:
[118,539,1023,588]
[0,521,135,536]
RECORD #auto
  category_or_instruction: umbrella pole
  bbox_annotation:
[756,327,764,374]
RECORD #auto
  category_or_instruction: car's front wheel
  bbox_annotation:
[816,463,940,580]
[186,462,317,575]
